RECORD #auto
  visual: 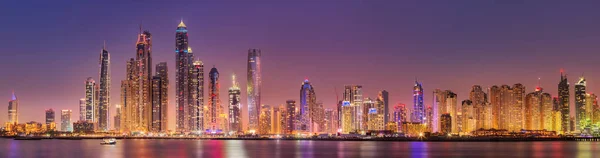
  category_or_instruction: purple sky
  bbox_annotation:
[2,1,600,130]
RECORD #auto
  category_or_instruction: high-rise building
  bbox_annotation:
[206,67,222,133]
[114,104,121,131]
[367,96,385,131]
[98,45,111,131]
[61,110,72,132]
[298,79,317,133]
[461,100,475,134]
[259,105,272,134]
[228,73,242,133]
[440,113,451,134]
[379,90,389,125]
[341,101,354,133]
[120,58,140,132]
[343,85,363,132]
[175,20,190,132]
[363,98,374,130]
[558,70,570,133]
[324,108,335,133]
[45,109,55,131]
[470,85,490,130]
[79,98,86,121]
[285,100,296,134]
[151,62,168,132]
[271,106,285,134]
[8,91,18,124]
[137,29,153,132]
[433,90,458,133]
[412,80,424,123]
[393,103,407,132]
[575,76,586,131]
[191,59,204,132]
[584,93,597,128]
[524,85,552,130]
[247,49,262,132]
[85,77,97,122]
[425,106,433,132]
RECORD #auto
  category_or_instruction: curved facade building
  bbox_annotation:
[247,49,262,131]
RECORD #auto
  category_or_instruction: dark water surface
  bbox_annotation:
[1,139,600,158]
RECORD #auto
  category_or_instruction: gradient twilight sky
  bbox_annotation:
[2,1,600,130]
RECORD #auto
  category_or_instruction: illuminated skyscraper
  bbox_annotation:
[61,110,72,132]
[136,29,153,132]
[206,67,222,132]
[412,80,424,123]
[343,85,363,132]
[558,70,570,132]
[324,109,335,133]
[191,59,204,132]
[259,105,272,134]
[8,91,18,124]
[575,76,586,131]
[298,79,317,133]
[98,45,111,131]
[393,103,407,132]
[151,62,168,132]
[511,84,526,131]
[114,104,121,131]
[363,98,374,130]
[271,106,285,134]
[584,93,597,128]
[85,77,96,122]
[228,73,242,133]
[425,106,433,132]
[489,84,525,131]
[461,100,475,134]
[120,58,140,132]
[79,98,86,121]
[175,20,190,132]
[247,49,262,132]
[45,109,55,131]
[470,85,489,129]
[285,100,296,134]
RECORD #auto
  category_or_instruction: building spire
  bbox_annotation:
[178,19,186,28]
[103,40,106,50]
[232,73,239,88]
[11,89,16,100]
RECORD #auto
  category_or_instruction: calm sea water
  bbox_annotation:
[1,139,600,158]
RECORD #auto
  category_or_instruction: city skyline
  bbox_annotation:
[3,1,600,131]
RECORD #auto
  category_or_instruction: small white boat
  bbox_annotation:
[100,138,117,145]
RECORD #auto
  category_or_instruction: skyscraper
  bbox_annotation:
[247,49,262,132]
[137,29,153,132]
[45,109,55,131]
[85,77,96,122]
[558,70,570,132]
[412,80,424,123]
[98,44,111,131]
[120,58,140,132]
[191,60,204,132]
[343,85,363,132]
[575,76,586,131]
[206,67,222,132]
[259,105,272,134]
[228,74,242,133]
[298,79,317,133]
[285,100,296,134]
[151,62,168,132]
[379,90,389,125]
[8,91,18,124]
[79,98,86,121]
[114,104,121,131]
[61,110,72,132]
[461,100,475,134]
[470,85,489,130]
[393,103,407,132]
[524,86,552,130]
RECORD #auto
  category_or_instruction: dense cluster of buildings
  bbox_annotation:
[3,22,600,138]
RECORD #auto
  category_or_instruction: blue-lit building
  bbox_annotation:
[298,79,316,133]
[412,80,425,123]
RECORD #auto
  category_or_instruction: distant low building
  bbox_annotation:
[73,121,94,134]
[401,122,428,137]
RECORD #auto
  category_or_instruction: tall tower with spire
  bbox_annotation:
[175,20,201,132]
[8,91,18,124]
[98,43,111,131]
[206,67,222,132]
[558,69,570,132]
[412,80,424,123]
[136,26,153,131]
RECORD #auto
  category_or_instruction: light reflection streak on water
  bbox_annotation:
[359,141,376,157]
[410,142,428,158]
[532,142,544,157]
[295,140,314,158]
[337,141,345,158]
[578,142,591,158]
[9,140,19,158]
[225,140,247,158]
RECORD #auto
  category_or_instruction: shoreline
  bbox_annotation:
[2,136,597,142]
